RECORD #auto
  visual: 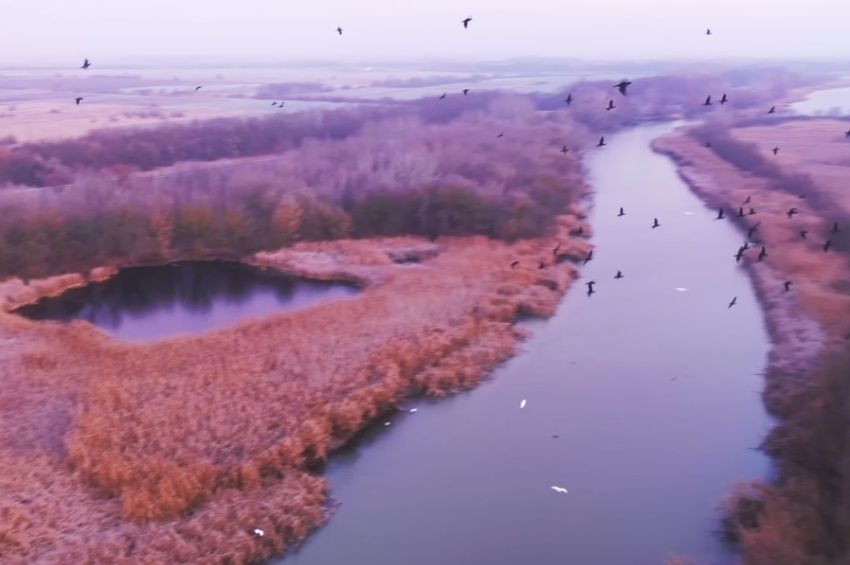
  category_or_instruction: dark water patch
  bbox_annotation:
[15,261,358,342]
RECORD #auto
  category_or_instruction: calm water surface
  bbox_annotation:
[278,123,772,565]
[791,85,850,116]
[16,261,358,341]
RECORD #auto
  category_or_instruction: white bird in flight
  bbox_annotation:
[252,528,265,537]
[675,288,689,292]
[409,408,418,413]
[550,486,568,494]
[520,399,527,409]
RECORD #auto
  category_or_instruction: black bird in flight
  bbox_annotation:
[741,241,750,251]
[538,261,546,269]
[824,239,833,252]
[800,230,808,239]
[75,97,83,105]
[597,136,607,147]
[553,243,561,255]
[772,147,780,155]
[561,145,570,154]
[748,207,757,216]
[706,28,712,35]
[747,223,760,239]
[720,93,728,105]
[738,206,745,217]
[439,93,447,100]
[81,58,91,70]
[271,102,277,106]
[585,280,596,295]
[705,141,712,148]
[735,246,746,263]
[582,250,593,264]
[758,246,768,261]
[463,89,470,96]
[652,218,660,229]
[743,195,751,204]
[716,207,725,220]
[614,80,632,95]
[787,207,799,218]
[462,17,472,29]
[618,207,625,217]
[614,270,624,279]
[497,132,504,138]
[845,127,850,139]
[195,85,202,91]
[768,106,776,114]
[833,222,840,233]
[511,260,519,269]
[337,26,343,35]
[728,296,737,308]
[573,226,585,237]
[703,95,713,106]
[783,280,793,292]
[565,93,573,105]
[606,99,616,111]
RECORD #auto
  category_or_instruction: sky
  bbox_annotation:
[1,0,847,66]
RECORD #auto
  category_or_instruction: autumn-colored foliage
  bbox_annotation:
[0,217,589,563]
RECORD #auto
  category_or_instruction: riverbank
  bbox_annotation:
[0,213,589,563]
[653,121,850,564]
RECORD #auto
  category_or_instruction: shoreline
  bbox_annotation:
[0,214,591,563]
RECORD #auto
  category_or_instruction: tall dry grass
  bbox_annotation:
[0,216,589,563]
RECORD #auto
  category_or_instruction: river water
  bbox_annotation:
[15,261,358,342]
[278,122,772,565]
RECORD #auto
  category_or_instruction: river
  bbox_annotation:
[277,122,772,565]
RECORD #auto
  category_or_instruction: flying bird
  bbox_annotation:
[271,102,277,106]
[614,80,632,95]
[597,136,607,147]
[511,260,519,269]
[758,246,768,261]
[618,207,625,217]
[768,106,776,114]
[195,85,202,91]
[747,224,760,239]
[706,28,712,35]
[520,399,527,409]
[538,261,546,269]
[75,97,83,105]
[743,195,751,204]
[565,93,573,105]
[550,486,568,494]
[703,95,713,106]
[845,127,850,139]
[728,296,737,308]
[720,93,728,104]
[787,208,798,218]
[463,88,470,96]
[833,222,840,233]
[652,218,660,228]
[614,270,624,279]
[772,147,780,155]
[251,528,265,537]
[824,239,833,252]
[337,26,343,35]
[784,280,793,292]
[582,250,593,264]
[606,99,616,111]
[716,207,725,220]
[462,17,472,28]
[735,246,746,263]
[561,145,570,154]
[439,93,447,100]
[81,58,91,70]
[800,230,808,239]
[738,207,745,217]
[748,207,757,216]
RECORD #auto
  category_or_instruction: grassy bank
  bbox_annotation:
[654,121,850,565]
[0,216,589,563]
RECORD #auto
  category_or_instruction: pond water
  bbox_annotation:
[15,261,358,342]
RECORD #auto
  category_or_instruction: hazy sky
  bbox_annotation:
[2,0,847,65]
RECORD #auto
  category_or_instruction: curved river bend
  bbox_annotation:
[279,123,772,565]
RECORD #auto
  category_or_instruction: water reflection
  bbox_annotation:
[16,261,358,342]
